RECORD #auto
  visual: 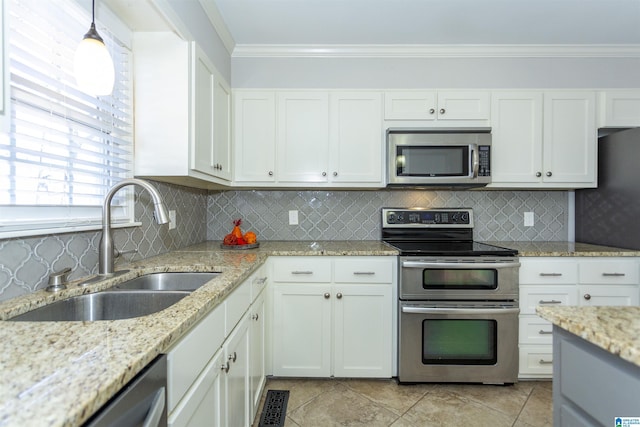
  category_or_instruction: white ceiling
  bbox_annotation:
[212,0,640,46]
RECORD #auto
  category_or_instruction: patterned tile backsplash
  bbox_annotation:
[0,186,568,302]
[207,189,569,242]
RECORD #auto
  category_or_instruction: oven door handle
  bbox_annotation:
[402,306,520,315]
[401,261,521,269]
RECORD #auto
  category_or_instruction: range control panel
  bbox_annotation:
[382,208,473,228]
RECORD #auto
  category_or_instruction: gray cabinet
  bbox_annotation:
[553,327,640,426]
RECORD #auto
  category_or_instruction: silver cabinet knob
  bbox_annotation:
[536,172,542,177]
[584,293,591,300]
[333,172,338,177]
[221,362,229,373]
[322,172,327,177]
[252,313,260,321]
[439,108,445,114]
[336,292,343,299]
[324,292,330,299]
[228,352,237,363]
[546,171,552,177]
[429,108,435,114]
[268,171,274,176]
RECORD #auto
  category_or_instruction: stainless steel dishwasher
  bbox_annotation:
[84,355,167,427]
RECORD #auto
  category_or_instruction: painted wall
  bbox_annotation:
[231,56,640,89]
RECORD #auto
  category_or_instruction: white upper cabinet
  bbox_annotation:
[598,90,640,127]
[133,32,231,189]
[233,90,384,188]
[490,91,597,189]
[0,0,8,133]
[233,92,277,183]
[384,90,490,123]
[276,92,330,183]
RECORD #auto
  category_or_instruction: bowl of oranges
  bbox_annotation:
[221,219,259,249]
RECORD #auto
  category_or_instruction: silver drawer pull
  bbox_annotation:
[539,300,562,304]
[602,272,625,277]
[292,271,313,275]
[539,273,562,277]
[538,330,553,335]
[538,359,553,365]
[353,271,375,275]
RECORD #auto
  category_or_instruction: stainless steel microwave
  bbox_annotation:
[386,128,492,188]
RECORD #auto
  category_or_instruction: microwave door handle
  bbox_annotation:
[470,144,479,178]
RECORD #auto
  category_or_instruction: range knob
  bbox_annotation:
[461,212,469,223]
[451,212,460,223]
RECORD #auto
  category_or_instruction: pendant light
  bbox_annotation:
[74,0,115,96]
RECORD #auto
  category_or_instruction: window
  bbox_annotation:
[0,0,134,238]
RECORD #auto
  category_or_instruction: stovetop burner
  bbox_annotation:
[381,207,518,257]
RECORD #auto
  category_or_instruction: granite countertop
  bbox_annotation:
[0,240,397,427]
[485,241,640,257]
[537,305,640,368]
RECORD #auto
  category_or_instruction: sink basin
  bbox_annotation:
[9,291,189,322]
[113,272,220,292]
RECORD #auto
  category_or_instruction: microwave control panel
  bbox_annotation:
[478,145,491,177]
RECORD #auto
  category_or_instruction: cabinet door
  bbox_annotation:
[329,92,383,185]
[543,92,596,185]
[579,285,639,306]
[384,91,437,120]
[191,44,216,177]
[272,284,331,376]
[598,90,640,127]
[233,92,276,183]
[224,315,250,427]
[436,91,490,120]
[249,291,266,420]
[333,284,393,377]
[213,77,231,180]
[490,92,543,184]
[168,350,225,427]
[277,92,329,183]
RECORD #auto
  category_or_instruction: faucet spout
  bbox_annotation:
[99,178,169,276]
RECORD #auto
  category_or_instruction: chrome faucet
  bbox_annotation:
[98,178,170,276]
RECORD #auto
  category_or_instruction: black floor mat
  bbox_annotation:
[258,390,290,427]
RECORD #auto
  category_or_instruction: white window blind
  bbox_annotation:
[0,0,134,238]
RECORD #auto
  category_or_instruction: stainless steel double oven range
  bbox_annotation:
[382,208,520,385]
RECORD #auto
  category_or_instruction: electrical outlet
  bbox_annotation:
[289,210,299,225]
[169,210,177,230]
[524,212,534,227]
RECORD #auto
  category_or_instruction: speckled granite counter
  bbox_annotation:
[0,241,397,427]
[485,241,640,257]
[537,305,640,367]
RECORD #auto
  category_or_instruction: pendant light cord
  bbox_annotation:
[91,0,96,24]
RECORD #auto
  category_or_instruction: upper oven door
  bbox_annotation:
[387,128,491,186]
[399,257,520,301]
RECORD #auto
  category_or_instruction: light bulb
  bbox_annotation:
[74,26,115,96]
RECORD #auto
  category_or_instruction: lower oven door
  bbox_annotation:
[398,302,519,384]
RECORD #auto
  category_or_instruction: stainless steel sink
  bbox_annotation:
[113,272,220,292]
[9,291,189,322]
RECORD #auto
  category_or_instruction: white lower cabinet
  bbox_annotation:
[518,257,639,379]
[270,256,395,378]
[167,264,268,427]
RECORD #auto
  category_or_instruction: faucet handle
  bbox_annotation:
[46,267,71,292]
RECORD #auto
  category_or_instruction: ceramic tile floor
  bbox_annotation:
[253,378,552,427]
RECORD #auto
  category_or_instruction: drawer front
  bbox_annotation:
[519,315,554,345]
[519,345,553,378]
[250,265,268,301]
[519,285,577,314]
[167,304,225,412]
[334,258,394,284]
[578,259,639,284]
[578,284,640,306]
[226,279,251,335]
[520,258,577,284]
[271,257,332,283]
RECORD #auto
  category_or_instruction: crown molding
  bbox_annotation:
[231,44,640,59]
[198,0,236,55]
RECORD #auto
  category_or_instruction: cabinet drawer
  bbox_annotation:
[249,266,268,301]
[226,279,251,335]
[578,284,639,306]
[519,315,554,345]
[167,304,225,412]
[519,285,577,314]
[578,259,639,284]
[519,345,553,378]
[520,259,577,284]
[271,257,332,283]
[334,258,394,283]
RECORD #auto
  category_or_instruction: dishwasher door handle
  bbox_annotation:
[142,387,166,427]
